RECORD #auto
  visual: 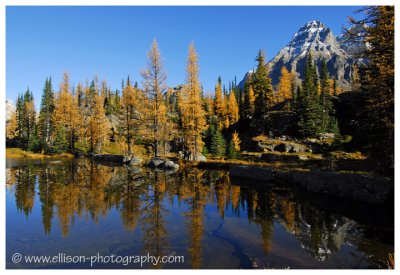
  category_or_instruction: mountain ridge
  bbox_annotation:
[239,20,363,91]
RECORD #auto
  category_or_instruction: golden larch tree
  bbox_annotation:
[227,90,239,125]
[178,42,207,160]
[276,66,295,103]
[88,94,110,153]
[119,83,142,153]
[232,131,241,151]
[6,112,17,140]
[52,72,82,150]
[213,81,225,120]
[141,39,168,157]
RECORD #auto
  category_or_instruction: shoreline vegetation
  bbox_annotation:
[6,148,74,159]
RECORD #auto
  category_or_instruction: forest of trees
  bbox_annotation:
[6,6,394,175]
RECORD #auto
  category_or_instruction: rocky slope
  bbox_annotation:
[6,100,15,122]
[239,20,365,90]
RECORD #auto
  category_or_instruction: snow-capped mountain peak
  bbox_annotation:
[238,20,364,91]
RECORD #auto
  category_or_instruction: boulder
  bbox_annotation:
[147,158,164,168]
[289,143,309,153]
[127,166,142,174]
[147,158,179,170]
[195,154,207,162]
[319,133,335,140]
[158,160,179,170]
[129,157,142,166]
[256,141,275,152]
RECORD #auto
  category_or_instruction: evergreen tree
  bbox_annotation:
[253,50,273,105]
[52,126,68,153]
[210,129,226,157]
[349,6,394,174]
[21,89,37,149]
[252,50,273,133]
[319,59,338,134]
[296,53,324,137]
[38,77,55,151]
[15,94,24,145]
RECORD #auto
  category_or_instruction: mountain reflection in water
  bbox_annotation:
[6,158,393,269]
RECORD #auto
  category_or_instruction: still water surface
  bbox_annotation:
[6,158,393,269]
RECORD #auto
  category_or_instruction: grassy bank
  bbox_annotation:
[6,148,74,159]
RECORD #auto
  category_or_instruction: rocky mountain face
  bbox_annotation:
[239,20,365,90]
[6,100,15,122]
[337,23,368,59]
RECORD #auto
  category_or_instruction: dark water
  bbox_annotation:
[6,158,394,269]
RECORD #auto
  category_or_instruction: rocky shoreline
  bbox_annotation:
[81,153,393,204]
[229,165,393,204]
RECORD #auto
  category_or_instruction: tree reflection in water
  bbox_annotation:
[6,158,393,268]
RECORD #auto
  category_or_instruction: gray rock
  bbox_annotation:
[129,157,142,166]
[147,158,179,171]
[159,160,179,170]
[128,166,142,174]
[257,141,275,152]
[147,158,164,168]
[319,133,335,140]
[195,154,207,162]
[289,143,308,153]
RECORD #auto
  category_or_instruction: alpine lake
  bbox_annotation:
[6,157,394,269]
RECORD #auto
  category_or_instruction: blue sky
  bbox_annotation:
[6,6,362,106]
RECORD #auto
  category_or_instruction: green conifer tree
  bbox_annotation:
[296,53,324,137]
[38,77,55,151]
[210,129,226,157]
[252,50,273,133]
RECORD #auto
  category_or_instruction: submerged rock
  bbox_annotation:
[147,158,179,170]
